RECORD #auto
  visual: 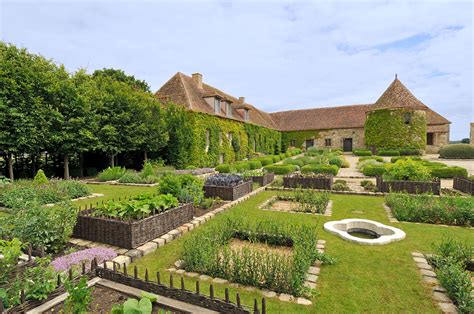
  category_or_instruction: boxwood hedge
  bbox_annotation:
[439,144,474,159]
[301,164,339,176]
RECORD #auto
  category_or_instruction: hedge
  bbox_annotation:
[359,156,384,162]
[439,144,474,159]
[399,148,422,156]
[378,150,400,156]
[391,156,422,163]
[328,157,342,168]
[301,164,339,176]
[283,158,304,167]
[234,161,251,172]
[354,150,372,156]
[263,164,298,175]
[430,166,468,179]
[257,157,274,166]
[362,165,386,177]
[215,164,234,173]
[248,160,262,170]
[271,155,281,163]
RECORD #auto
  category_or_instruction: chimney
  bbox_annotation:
[239,96,245,104]
[192,73,203,89]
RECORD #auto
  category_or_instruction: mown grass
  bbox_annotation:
[129,191,473,313]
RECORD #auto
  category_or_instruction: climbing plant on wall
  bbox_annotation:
[281,130,321,151]
[364,108,427,150]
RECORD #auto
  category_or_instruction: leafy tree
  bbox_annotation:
[460,138,470,144]
[92,68,151,93]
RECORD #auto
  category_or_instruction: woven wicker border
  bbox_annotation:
[283,175,333,190]
[73,204,194,249]
[453,177,474,195]
[204,181,253,201]
[376,177,440,195]
[251,173,275,186]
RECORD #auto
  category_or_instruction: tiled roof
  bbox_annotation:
[156,73,450,132]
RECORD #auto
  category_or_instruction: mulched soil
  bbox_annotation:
[43,284,183,313]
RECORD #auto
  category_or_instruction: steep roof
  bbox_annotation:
[372,77,427,110]
[156,73,450,132]
[155,72,278,129]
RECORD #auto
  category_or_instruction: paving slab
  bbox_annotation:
[413,257,428,264]
[411,252,424,258]
[296,297,312,305]
[437,302,457,314]
[152,238,166,247]
[416,262,433,270]
[161,234,173,243]
[212,278,228,284]
[185,272,199,278]
[261,290,277,298]
[420,269,437,277]
[175,269,185,275]
[199,275,211,281]
[308,266,320,275]
[136,242,157,256]
[278,294,292,302]
[112,255,131,267]
[305,274,318,283]
[433,291,451,303]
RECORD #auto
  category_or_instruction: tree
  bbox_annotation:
[461,138,470,144]
[92,68,151,93]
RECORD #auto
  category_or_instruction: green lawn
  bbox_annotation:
[129,191,473,313]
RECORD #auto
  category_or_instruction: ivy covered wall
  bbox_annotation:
[164,104,281,168]
[364,108,427,149]
[281,130,321,151]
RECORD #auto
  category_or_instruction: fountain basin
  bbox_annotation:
[324,219,405,245]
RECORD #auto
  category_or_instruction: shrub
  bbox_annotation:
[332,181,350,191]
[385,193,473,226]
[97,167,126,181]
[140,162,154,178]
[258,157,274,166]
[215,163,234,173]
[283,158,304,167]
[306,155,329,165]
[271,155,281,163]
[340,157,350,168]
[285,152,292,157]
[33,169,48,185]
[362,165,386,177]
[158,174,204,204]
[390,156,422,163]
[359,156,384,162]
[301,164,339,176]
[436,262,473,313]
[205,174,245,187]
[234,161,251,172]
[263,164,298,175]
[357,159,383,171]
[360,180,372,187]
[399,148,422,156]
[118,171,159,184]
[378,149,400,156]
[361,180,377,192]
[354,149,372,156]
[279,153,286,159]
[439,144,474,159]
[328,156,342,168]
[383,158,432,181]
[0,238,23,284]
[287,190,330,213]
[430,166,468,179]
[430,237,473,269]
[248,160,262,170]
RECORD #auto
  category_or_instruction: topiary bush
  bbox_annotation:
[378,149,400,156]
[263,164,298,175]
[399,148,422,156]
[234,161,251,172]
[383,158,432,181]
[258,157,274,166]
[33,169,48,186]
[271,155,281,163]
[362,165,386,177]
[248,160,262,170]
[439,144,474,159]
[301,165,339,176]
[430,166,468,179]
[354,150,372,156]
[328,156,342,168]
[359,156,384,162]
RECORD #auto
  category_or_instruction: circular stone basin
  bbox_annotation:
[324,219,405,245]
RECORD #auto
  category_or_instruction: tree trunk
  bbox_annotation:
[31,154,37,177]
[7,153,14,181]
[79,152,84,177]
[144,151,148,162]
[110,154,115,167]
[64,153,70,179]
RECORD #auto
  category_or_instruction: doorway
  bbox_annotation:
[343,138,353,152]
[305,139,314,148]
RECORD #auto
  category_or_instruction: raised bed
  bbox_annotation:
[376,177,440,195]
[73,204,194,249]
[453,177,474,195]
[283,175,333,190]
[251,173,275,186]
[204,180,253,201]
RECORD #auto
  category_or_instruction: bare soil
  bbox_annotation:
[194,201,226,217]
[268,200,299,212]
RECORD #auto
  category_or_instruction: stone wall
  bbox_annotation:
[426,124,450,154]
[302,128,365,150]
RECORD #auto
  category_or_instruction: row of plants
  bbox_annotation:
[385,193,473,226]
[0,170,90,209]
[428,238,473,313]
[276,190,330,213]
[97,161,175,184]
[181,217,333,296]
[439,144,474,159]
[354,148,422,157]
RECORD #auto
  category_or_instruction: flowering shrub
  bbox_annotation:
[51,247,117,272]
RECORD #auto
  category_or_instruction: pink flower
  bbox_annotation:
[51,247,117,272]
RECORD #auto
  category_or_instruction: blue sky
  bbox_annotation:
[1,0,472,139]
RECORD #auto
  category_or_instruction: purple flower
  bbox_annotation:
[51,247,117,272]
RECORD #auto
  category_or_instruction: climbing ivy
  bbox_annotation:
[281,130,321,151]
[164,105,280,168]
[364,108,427,150]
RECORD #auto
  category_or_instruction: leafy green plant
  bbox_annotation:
[158,174,203,204]
[97,167,127,181]
[378,149,400,156]
[111,293,157,314]
[286,190,330,213]
[439,144,474,159]
[354,149,372,156]
[0,238,24,284]
[33,169,49,186]
[383,158,432,181]
[93,194,179,220]
[65,277,93,314]
[263,164,298,175]
[301,165,339,176]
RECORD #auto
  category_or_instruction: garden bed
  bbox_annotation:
[376,176,440,195]
[204,180,253,201]
[283,174,333,190]
[250,172,275,186]
[73,203,194,249]
[259,192,331,215]
[453,177,474,195]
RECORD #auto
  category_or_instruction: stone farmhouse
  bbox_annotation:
[156,72,450,154]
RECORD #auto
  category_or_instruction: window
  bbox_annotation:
[219,131,223,146]
[226,103,232,117]
[325,138,332,147]
[404,112,412,124]
[205,129,210,152]
[427,133,434,145]
[244,109,249,121]
[214,98,221,114]
[290,139,296,147]
[305,139,314,148]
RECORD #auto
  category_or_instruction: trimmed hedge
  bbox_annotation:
[391,156,422,163]
[257,157,274,166]
[354,149,372,156]
[215,164,233,173]
[378,150,400,156]
[328,156,342,168]
[263,164,298,175]
[439,144,474,159]
[271,155,281,163]
[399,148,422,156]
[430,166,468,179]
[283,158,304,167]
[359,156,384,162]
[301,164,339,176]
[248,160,262,170]
[362,165,386,177]
[234,161,251,172]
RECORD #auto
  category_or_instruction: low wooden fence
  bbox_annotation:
[453,177,474,195]
[73,203,194,249]
[283,175,333,190]
[251,173,275,186]
[376,177,440,195]
[204,181,253,201]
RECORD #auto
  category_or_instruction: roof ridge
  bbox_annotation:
[269,103,373,115]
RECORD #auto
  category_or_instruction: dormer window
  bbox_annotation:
[226,102,232,117]
[214,98,221,114]
[244,109,249,121]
